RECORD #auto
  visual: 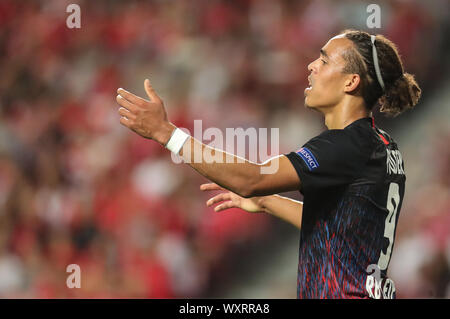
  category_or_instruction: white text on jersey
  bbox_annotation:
[386,149,404,175]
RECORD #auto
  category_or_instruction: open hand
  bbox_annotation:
[200,183,265,213]
[116,79,175,145]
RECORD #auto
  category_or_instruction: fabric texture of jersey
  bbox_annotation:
[285,117,405,299]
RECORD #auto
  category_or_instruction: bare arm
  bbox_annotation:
[201,183,303,230]
[179,138,300,197]
[116,80,301,197]
[258,194,303,230]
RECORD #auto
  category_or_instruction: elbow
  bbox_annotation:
[231,164,267,198]
[233,184,254,198]
[237,188,255,199]
[234,176,263,198]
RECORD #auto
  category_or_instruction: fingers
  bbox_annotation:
[118,107,136,121]
[117,88,148,107]
[116,95,139,114]
[144,79,162,103]
[200,183,223,191]
[214,201,235,212]
[119,116,133,128]
[206,193,232,207]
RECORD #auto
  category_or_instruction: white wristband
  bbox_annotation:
[165,128,190,155]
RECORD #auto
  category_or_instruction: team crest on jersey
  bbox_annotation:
[297,147,319,171]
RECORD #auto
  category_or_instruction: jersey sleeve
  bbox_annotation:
[285,130,368,194]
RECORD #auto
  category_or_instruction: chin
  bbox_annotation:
[304,99,322,113]
[304,96,314,109]
[304,102,315,110]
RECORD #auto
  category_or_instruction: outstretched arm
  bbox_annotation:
[201,183,303,229]
[116,79,301,197]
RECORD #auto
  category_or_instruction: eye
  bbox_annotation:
[321,59,327,65]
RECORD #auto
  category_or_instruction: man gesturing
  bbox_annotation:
[116,30,421,298]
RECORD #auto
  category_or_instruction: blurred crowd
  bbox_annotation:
[0,0,448,298]
[389,118,450,298]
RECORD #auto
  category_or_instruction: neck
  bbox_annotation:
[322,97,370,130]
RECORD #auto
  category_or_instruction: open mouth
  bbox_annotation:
[306,76,312,90]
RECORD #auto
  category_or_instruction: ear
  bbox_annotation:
[343,73,361,94]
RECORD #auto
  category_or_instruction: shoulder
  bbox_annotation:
[306,128,350,149]
[374,126,400,149]
[306,123,373,157]
[344,118,382,154]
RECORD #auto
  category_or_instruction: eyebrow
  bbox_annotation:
[320,49,329,59]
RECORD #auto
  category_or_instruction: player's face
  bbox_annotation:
[304,35,354,111]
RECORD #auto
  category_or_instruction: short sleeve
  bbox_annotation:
[285,130,368,194]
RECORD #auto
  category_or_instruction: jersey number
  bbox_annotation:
[366,182,400,298]
[378,182,400,271]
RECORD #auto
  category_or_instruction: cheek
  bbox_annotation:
[319,69,344,92]
[308,72,344,104]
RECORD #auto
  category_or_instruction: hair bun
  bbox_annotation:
[379,72,421,117]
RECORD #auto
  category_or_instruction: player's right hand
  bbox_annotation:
[200,183,265,213]
[116,79,175,146]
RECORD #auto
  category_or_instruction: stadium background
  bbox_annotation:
[0,0,448,298]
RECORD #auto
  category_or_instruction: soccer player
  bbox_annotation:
[116,30,421,298]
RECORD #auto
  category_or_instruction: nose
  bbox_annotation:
[307,61,314,72]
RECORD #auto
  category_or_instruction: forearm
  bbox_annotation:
[155,125,300,198]
[179,136,276,197]
[116,83,303,226]
[257,195,303,229]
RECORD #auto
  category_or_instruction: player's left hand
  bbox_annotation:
[200,183,265,213]
[116,79,175,145]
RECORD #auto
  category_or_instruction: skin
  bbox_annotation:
[304,34,370,129]
[115,34,370,229]
[200,182,303,230]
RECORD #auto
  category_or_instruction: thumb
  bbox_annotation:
[144,78,161,103]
